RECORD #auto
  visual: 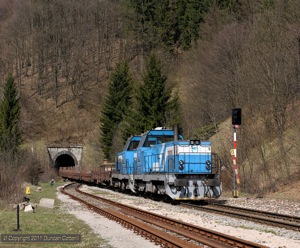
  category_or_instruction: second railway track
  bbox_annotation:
[61,183,268,248]
[181,202,300,231]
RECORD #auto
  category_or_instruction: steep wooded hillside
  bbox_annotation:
[0,0,300,197]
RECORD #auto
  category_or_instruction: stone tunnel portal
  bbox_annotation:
[47,146,82,169]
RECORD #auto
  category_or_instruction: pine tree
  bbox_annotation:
[0,75,21,155]
[100,62,132,160]
[128,54,180,134]
[178,0,207,49]
[125,0,211,52]
[126,0,157,54]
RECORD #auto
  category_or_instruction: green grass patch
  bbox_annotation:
[0,181,111,248]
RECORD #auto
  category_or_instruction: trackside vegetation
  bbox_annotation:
[0,75,21,155]
[0,181,109,248]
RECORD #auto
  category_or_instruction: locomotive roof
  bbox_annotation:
[126,135,142,141]
[142,128,175,136]
[147,129,183,138]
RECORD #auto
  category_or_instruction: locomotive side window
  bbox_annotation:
[143,135,176,147]
[127,140,140,151]
[144,137,157,147]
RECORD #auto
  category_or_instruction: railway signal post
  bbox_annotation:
[232,108,241,198]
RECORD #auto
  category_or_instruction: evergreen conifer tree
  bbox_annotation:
[0,75,21,155]
[100,62,132,160]
[125,0,211,52]
[127,54,181,134]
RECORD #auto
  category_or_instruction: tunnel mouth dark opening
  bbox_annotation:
[55,154,76,168]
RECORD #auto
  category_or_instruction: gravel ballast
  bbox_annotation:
[57,185,300,248]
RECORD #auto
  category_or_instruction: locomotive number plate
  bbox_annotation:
[191,146,198,152]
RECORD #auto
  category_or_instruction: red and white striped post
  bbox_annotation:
[232,125,240,198]
[231,108,241,198]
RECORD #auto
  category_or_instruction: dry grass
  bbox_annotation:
[210,114,300,198]
[0,181,108,248]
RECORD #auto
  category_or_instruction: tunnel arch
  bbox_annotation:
[53,151,78,168]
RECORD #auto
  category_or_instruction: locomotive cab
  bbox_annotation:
[115,135,141,173]
[111,135,141,190]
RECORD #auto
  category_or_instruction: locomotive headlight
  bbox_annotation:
[190,140,201,145]
[206,160,211,170]
[179,160,185,170]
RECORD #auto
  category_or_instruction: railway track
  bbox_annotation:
[61,183,268,248]
[181,202,300,231]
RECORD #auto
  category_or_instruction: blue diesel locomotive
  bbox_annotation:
[111,127,222,200]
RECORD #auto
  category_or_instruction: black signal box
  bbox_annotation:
[232,108,241,125]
